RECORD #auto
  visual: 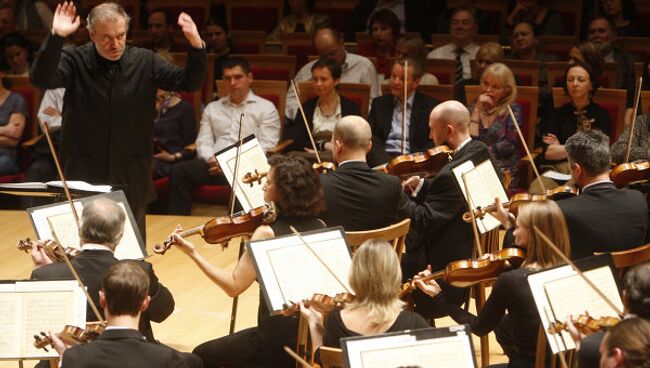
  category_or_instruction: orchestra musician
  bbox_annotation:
[400,100,500,319]
[48,261,202,368]
[30,198,174,343]
[319,115,411,231]
[168,155,325,368]
[598,318,650,368]
[300,239,429,357]
[415,200,571,368]
[555,129,648,259]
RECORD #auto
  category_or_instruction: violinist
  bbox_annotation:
[400,100,500,319]
[49,261,202,368]
[168,155,325,368]
[610,113,650,164]
[414,200,571,368]
[576,262,650,368]
[555,130,647,259]
[30,198,174,342]
[319,115,410,231]
[598,318,650,368]
[166,56,281,215]
[366,57,439,167]
[300,240,429,356]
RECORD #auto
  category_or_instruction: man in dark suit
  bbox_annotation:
[402,100,498,319]
[558,129,648,259]
[31,198,174,342]
[49,261,201,368]
[320,115,410,231]
[367,57,439,167]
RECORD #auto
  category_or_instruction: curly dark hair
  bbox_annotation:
[267,155,325,217]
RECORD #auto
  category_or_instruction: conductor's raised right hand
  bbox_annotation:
[52,2,81,37]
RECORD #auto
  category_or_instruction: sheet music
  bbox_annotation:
[21,292,74,357]
[216,136,269,212]
[452,160,508,233]
[249,228,352,313]
[528,264,623,353]
[47,212,81,250]
[0,292,21,359]
[113,203,144,259]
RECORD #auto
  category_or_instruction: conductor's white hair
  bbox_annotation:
[86,2,131,31]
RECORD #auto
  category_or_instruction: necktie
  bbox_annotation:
[454,48,464,85]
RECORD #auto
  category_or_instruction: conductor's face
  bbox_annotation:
[89,17,127,61]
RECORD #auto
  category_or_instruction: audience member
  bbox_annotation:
[167,57,280,215]
[394,35,438,85]
[347,0,432,41]
[457,42,504,104]
[0,65,26,175]
[286,26,379,123]
[7,0,52,30]
[0,4,16,38]
[431,0,492,35]
[153,88,196,178]
[357,9,400,80]
[598,0,647,37]
[1,32,33,76]
[282,57,360,154]
[501,0,565,42]
[367,57,439,166]
[204,18,235,84]
[268,0,330,40]
[141,8,183,55]
[469,62,523,193]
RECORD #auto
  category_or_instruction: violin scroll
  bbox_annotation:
[33,322,105,351]
[242,170,268,187]
[17,238,79,262]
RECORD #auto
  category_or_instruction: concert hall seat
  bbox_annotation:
[616,37,650,62]
[231,54,297,81]
[147,0,210,29]
[552,87,627,141]
[380,84,454,103]
[537,36,574,60]
[424,59,457,86]
[545,62,618,89]
[281,33,316,70]
[226,0,283,33]
[313,0,355,33]
[230,31,267,55]
[473,0,508,35]
[641,91,650,115]
[547,0,581,39]
[345,219,411,258]
[298,82,371,119]
[170,52,216,107]
[429,34,498,51]
[504,60,542,87]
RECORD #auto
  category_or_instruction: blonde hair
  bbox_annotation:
[347,240,403,325]
[481,62,517,114]
[476,42,505,65]
[516,200,571,269]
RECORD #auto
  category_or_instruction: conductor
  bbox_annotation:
[30,2,207,239]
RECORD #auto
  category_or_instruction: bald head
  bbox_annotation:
[333,115,372,151]
[428,100,470,148]
[314,27,346,65]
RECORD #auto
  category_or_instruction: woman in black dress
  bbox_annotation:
[170,155,326,368]
[415,200,571,368]
[301,239,429,353]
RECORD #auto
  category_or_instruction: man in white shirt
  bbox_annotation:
[285,25,379,122]
[167,57,280,215]
[427,6,479,98]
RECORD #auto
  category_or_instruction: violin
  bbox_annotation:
[242,162,337,187]
[280,292,355,316]
[33,322,105,351]
[400,248,526,297]
[153,202,277,255]
[17,238,80,262]
[610,161,650,188]
[462,186,579,223]
[548,315,620,336]
[380,145,453,178]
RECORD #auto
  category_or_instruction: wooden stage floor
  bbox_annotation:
[0,210,508,367]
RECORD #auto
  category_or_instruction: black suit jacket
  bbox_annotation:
[346,0,433,41]
[60,329,202,368]
[367,92,439,167]
[31,250,174,342]
[319,161,410,231]
[558,182,648,259]
[283,95,360,152]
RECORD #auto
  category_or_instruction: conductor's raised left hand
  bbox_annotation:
[177,12,203,49]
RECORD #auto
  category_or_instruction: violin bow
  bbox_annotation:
[284,346,313,368]
[42,122,105,324]
[401,59,408,155]
[624,76,643,163]
[507,105,546,192]
[543,306,569,368]
[291,80,322,163]
[461,172,484,257]
[532,226,624,317]
[289,226,352,294]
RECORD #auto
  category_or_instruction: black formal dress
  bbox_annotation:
[153,100,197,178]
[31,250,174,342]
[322,309,429,348]
[282,95,360,153]
[557,182,648,259]
[192,215,326,368]
[434,268,540,368]
[366,92,439,167]
[30,34,207,239]
[402,139,499,318]
[319,161,410,231]
[60,328,202,368]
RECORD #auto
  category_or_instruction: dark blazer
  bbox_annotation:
[283,95,360,152]
[557,182,648,259]
[346,0,433,41]
[31,250,174,342]
[60,329,202,368]
[319,161,410,231]
[367,92,439,167]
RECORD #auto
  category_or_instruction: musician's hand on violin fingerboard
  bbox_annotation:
[564,315,584,348]
[48,331,69,357]
[413,266,442,298]
[31,241,53,268]
[170,227,197,256]
[299,302,324,330]
[492,197,514,230]
[542,133,560,146]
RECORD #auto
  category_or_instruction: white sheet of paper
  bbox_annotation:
[46,181,112,193]
[249,228,351,313]
[216,137,269,212]
[542,171,571,181]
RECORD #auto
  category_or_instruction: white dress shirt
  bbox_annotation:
[38,88,65,131]
[196,90,280,163]
[427,43,480,80]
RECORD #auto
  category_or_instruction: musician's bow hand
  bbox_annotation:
[402,175,422,195]
[52,1,80,37]
[177,12,203,49]
[31,240,53,268]
[413,265,442,298]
